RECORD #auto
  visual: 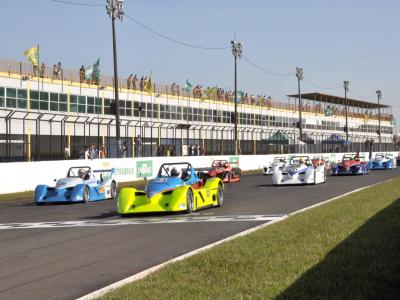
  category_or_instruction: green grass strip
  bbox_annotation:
[101,177,400,300]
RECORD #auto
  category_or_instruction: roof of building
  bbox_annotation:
[287,92,389,109]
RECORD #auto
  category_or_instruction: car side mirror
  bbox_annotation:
[53,179,57,182]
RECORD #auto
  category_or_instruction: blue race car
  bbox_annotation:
[331,153,371,175]
[371,153,397,170]
[35,166,117,204]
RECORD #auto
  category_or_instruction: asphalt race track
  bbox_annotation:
[1,169,399,300]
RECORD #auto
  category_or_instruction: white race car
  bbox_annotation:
[273,155,326,185]
[263,156,288,175]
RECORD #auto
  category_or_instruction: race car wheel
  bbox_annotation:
[83,186,90,203]
[217,183,224,207]
[186,189,194,213]
[110,181,117,199]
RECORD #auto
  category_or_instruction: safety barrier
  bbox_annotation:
[0,151,397,194]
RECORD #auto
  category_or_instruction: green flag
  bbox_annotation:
[85,58,100,81]
[183,78,192,92]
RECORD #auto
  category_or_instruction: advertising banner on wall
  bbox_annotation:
[136,160,153,178]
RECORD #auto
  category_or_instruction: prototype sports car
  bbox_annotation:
[263,156,287,175]
[331,153,371,175]
[35,167,117,204]
[117,162,224,214]
[272,155,326,185]
[197,160,241,183]
[371,153,397,170]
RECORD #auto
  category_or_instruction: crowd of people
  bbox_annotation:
[157,145,176,156]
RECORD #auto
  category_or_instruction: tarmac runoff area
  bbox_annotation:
[0,168,399,300]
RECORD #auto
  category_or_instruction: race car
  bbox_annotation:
[263,156,287,175]
[272,155,326,185]
[197,160,241,183]
[117,162,224,215]
[35,167,117,204]
[311,155,331,170]
[371,153,397,170]
[331,153,371,175]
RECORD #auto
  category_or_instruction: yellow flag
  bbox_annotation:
[23,46,39,65]
[145,74,152,94]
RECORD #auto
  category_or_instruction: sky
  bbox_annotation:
[1,0,399,130]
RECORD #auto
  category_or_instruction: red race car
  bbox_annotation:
[197,160,241,183]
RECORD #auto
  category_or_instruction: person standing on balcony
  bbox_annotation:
[79,65,85,83]
[132,75,138,90]
[40,63,45,78]
[127,74,133,89]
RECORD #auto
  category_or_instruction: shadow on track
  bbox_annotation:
[277,198,400,299]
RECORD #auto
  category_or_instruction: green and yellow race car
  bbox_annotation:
[117,162,224,215]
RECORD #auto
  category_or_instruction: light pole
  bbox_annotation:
[376,89,382,150]
[343,80,350,144]
[231,40,243,155]
[138,104,142,157]
[296,67,303,142]
[106,0,124,157]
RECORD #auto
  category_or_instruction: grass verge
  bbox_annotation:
[100,177,400,300]
[0,169,262,202]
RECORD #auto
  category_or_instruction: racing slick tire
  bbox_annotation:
[110,181,117,199]
[186,188,194,213]
[217,183,224,207]
[83,186,90,203]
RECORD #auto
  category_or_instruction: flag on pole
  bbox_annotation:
[205,86,217,99]
[85,58,100,81]
[23,46,39,65]
[145,73,153,94]
[183,78,192,92]
[234,90,244,103]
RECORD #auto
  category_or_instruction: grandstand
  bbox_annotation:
[0,58,395,161]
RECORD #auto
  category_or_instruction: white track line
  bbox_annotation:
[0,215,285,230]
[76,178,393,300]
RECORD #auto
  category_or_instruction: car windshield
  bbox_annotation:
[290,156,310,165]
[212,160,228,167]
[67,167,91,178]
[158,163,192,180]
[375,153,384,158]
[274,157,286,163]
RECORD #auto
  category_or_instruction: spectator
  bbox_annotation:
[188,144,193,156]
[136,135,142,157]
[194,144,199,156]
[99,144,107,158]
[79,65,85,83]
[64,144,70,160]
[121,142,127,158]
[90,144,97,159]
[171,145,176,156]
[166,145,171,157]
[40,63,45,78]
[139,76,144,91]
[33,64,39,77]
[127,74,133,89]
[84,146,90,160]
[132,75,138,90]
[171,83,176,95]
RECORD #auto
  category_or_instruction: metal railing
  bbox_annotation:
[0,58,393,122]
